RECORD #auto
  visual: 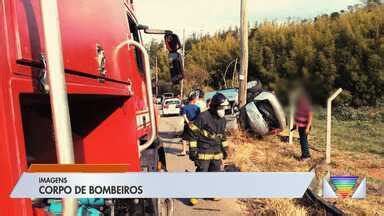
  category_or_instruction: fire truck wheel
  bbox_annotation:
[153,198,174,216]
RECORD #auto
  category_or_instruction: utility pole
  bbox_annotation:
[155,57,158,97]
[180,28,185,100]
[239,0,248,107]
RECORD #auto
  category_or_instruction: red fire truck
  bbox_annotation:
[0,0,181,215]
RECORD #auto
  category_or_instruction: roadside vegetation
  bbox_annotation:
[149,1,384,108]
[227,106,384,215]
[311,105,384,156]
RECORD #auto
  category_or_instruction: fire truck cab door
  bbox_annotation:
[14,0,133,83]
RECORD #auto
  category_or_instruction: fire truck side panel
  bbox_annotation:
[124,10,153,140]
[0,1,33,215]
[13,0,134,83]
[0,0,151,215]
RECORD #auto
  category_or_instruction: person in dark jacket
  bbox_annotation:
[178,92,200,156]
[188,93,229,172]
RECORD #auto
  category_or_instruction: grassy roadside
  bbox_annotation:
[228,106,384,215]
[311,106,384,156]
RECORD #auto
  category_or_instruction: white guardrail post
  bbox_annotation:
[326,88,342,164]
[288,93,295,145]
[40,0,77,215]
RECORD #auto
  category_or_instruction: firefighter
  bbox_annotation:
[189,93,229,172]
[189,93,229,171]
[188,93,229,205]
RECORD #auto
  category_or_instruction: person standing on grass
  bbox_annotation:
[178,91,200,156]
[294,92,313,161]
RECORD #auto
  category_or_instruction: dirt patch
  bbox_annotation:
[368,168,384,180]
[227,130,384,216]
[241,199,308,216]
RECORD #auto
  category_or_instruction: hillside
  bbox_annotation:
[149,3,384,107]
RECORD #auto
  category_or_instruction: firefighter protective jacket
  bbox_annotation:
[189,110,228,160]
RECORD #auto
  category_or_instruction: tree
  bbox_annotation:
[147,4,384,106]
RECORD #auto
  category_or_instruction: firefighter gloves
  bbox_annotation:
[189,150,197,161]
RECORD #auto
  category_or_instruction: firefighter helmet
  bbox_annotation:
[188,90,198,102]
[210,93,229,118]
[189,89,204,100]
[195,89,204,98]
[210,93,229,108]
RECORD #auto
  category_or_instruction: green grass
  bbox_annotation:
[310,107,384,157]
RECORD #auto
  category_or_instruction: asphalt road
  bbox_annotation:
[158,116,243,216]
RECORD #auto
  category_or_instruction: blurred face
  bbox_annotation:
[217,108,225,118]
[216,103,229,118]
[298,94,310,106]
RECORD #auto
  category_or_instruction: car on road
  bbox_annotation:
[163,92,174,99]
[205,88,239,115]
[162,98,182,116]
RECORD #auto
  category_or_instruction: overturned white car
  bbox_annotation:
[245,91,286,136]
[204,80,286,135]
[241,80,286,136]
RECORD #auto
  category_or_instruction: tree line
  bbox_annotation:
[148,2,384,106]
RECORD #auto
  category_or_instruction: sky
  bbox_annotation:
[134,0,361,41]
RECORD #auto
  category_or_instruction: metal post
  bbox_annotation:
[180,81,184,100]
[239,0,248,107]
[232,58,238,88]
[182,29,185,62]
[326,88,342,164]
[223,58,237,89]
[40,0,77,215]
[155,57,158,97]
[180,29,185,99]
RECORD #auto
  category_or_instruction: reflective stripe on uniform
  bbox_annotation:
[190,124,210,138]
[197,153,223,160]
[202,130,209,137]
[222,141,228,147]
[191,123,223,140]
[190,140,197,148]
[189,124,200,133]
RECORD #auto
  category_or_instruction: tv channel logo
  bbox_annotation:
[323,176,366,199]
